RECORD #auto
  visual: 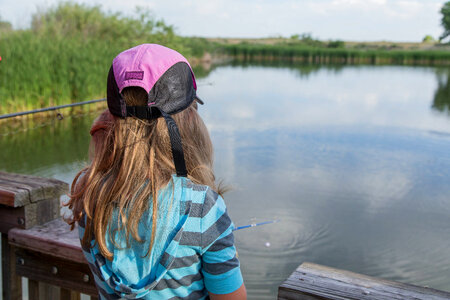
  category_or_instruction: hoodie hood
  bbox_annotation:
[88,176,191,299]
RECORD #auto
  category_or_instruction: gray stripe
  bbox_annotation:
[168,288,208,300]
[81,241,91,253]
[179,231,201,246]
[160,252,200,270]
[189,188,219,218]
[95,272,136,299]
[201,212,232,248]
[180,211,232,248]
[173,229,183,242]
[95,281,122,300]
[153,273,203,291]
[90,257,122,293]
[202,255,239,275]
[87,260,104,280]
[118,283,134,295]
[87,253,136,299]
[160,252,172,268]
[201,188,219,218]
[187,202,202,217]
[95,253,107,267]
[170,254,200,269]
[206,232,234,252]
[180,200,192,216]
[183,180,208,191]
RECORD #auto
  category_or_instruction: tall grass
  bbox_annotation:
[1,3,449,115]
[0,3,214,114]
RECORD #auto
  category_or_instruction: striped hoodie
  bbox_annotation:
[78,175,243,299]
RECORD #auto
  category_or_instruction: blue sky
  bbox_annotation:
[0,0,447,42]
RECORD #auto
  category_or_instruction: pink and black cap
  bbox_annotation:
[107,44,203,177]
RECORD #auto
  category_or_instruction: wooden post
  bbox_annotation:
[2,233,21,300]
[0,171,68,300]
[28,279,39,300]
[61,287,81,300]
[0,172,66,232]
[278,262,450,300]
[39,282,59,300]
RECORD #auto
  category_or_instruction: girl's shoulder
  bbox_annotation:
[171,175,217,206]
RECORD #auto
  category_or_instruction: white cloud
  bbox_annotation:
[1,0,448,41]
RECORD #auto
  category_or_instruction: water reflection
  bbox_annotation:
[0,111,98,183]
[199,63,450,299]
[214,127,450,299]
[432,68,450,115]
[1,63,450,300]
[228,60,345,78]
[199,64,450,133]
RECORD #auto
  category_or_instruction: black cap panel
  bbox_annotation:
[107,65,126,118]
[148,62,196,115]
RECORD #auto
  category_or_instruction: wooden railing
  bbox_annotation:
[278,262,450,299]
[0,171,97,300]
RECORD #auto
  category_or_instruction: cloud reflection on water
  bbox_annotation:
[1,63,449,300]
[200,65,450,133]
[200,64,450,299]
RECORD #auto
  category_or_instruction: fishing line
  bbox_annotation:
[0,98,106,120]
[233,220,280,231]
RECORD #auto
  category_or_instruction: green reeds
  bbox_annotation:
[0,3,212,115]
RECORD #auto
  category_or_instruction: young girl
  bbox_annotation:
[66,44,246,300]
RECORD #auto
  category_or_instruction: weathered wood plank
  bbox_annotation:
[0,187,19,207]
[39,282,59,300]
[0,205,26,234]
[0,181,43,207]
[23,197,60,229]
[0,171,68,207]
[2,233,22,300]
[9,218,85,263]
[14,247,97,296]
[0,197,60,234]
[61,288,81,300]
[28,279,39,300]
[278,262,450,300]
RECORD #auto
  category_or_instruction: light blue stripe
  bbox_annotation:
[183,218,200,232]
[201,197,227,230]
[202,246,236,264]
[163,240,180,257]
[165,264,202,280]
[203,266,243,295]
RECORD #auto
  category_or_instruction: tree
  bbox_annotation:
[440,1,450,41]
[423,35,435,43]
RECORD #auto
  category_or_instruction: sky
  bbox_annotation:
[0,0,448,42]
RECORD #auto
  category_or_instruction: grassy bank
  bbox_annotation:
[1,3,450,115]
[0,3,217,115]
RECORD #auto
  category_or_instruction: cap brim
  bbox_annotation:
[195,96,204,105]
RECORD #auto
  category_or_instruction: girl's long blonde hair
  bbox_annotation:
[65,87,222,260]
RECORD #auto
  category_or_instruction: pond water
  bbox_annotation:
[1,63,450,299]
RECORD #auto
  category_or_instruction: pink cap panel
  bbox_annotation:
[112,44,197,93]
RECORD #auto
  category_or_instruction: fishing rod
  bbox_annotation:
[0,80,218,121]
[0,98,106,120]
[233,220,279,231]
[0,81,217,121]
